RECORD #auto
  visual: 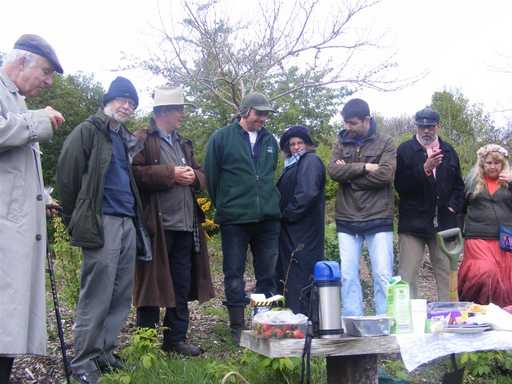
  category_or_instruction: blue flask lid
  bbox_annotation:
[313,261,341,282]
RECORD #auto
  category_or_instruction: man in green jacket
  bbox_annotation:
[57,77,151,384]
[204,93,281,343]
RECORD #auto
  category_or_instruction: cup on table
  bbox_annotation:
[410,299,427,334]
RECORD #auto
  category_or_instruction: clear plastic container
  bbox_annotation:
[252,310,308,339]
[343,315,392,337]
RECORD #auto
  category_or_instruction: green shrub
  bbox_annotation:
[50,216,82,308]
[459,351,512,383]
[324,222,338,261]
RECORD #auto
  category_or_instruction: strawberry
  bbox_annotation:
[293,329,305,338]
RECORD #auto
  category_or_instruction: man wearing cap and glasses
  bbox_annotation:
[395,106,464,301]
[132,87,214,356]
[0,33,65,383]
[204,92,281,344]
[57,77,152,383]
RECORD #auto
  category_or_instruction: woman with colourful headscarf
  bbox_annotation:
[458,144,512,307]
[276,125,326,315]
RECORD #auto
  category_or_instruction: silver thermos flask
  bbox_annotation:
[313,261,343,338]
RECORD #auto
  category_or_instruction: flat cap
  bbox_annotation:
[415,107,440,127]
[14,34,63,74]
[239,92,276,115]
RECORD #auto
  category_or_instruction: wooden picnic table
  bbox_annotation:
[240,330,400,384]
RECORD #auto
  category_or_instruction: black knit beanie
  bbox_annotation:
[103,76,139,109]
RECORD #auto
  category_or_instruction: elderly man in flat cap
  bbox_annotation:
[132,87,214,356]
[395,106,464,301]
[57,77,151,383]
[204,92,281,344]
[0,34,64,382]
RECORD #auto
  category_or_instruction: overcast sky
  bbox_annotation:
[3,0,512,125]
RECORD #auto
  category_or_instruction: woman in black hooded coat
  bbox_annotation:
[276,125,326,315]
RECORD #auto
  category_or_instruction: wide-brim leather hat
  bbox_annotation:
[153,87,196,108]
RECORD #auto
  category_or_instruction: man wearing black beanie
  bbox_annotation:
[57,77,151,383]
[328,98,396,317]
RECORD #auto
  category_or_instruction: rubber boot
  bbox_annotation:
[0,356,14,384]
[228,306,245,345]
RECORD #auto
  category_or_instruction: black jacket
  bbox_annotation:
[276,151,325,314]
[395,136,464,238]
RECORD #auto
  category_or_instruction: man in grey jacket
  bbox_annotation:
[0,34,64,383]
[57,77,150,384]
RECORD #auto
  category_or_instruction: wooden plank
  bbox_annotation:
[327,355,378,384]
[240,331,399,358]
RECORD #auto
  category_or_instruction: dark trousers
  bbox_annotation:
[137,230,193,343]
[0,356,14,384]
[220,220,280,307]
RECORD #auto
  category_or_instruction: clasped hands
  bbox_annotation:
[174,166,196,185]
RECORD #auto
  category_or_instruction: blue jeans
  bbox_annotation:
[220,220,280,307]
[337,231,393,316]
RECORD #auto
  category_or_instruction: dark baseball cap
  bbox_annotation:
[415,107,440,127]
[239,92,276,115]
[14,34,63,74]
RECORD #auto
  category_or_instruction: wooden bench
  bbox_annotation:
[240,330,399,383]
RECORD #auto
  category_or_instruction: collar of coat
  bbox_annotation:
[338,117,377,145]
[89,109,144,159]
[0,69,21,95]
[146,117,192,147]
[234,121,272,140]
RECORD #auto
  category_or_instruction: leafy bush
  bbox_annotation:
[324,222,339,261]
[50,216,82,308]
[459,351,512,383]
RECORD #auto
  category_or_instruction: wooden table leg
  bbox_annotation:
[326,354,378,384]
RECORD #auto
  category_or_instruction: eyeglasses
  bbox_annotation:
[116,97,136,110]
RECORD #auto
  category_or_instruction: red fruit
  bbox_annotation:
[273,328,284,338]
[293,329,305,338]
[263,329,273,338]
[262,323,272,332]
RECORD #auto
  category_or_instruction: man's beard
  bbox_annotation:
[418,134,437,146]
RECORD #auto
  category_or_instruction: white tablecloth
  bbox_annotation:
[396,331,512,371]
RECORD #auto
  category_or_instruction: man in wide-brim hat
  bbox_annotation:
[132,87,214,356]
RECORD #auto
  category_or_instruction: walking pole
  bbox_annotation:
[46,245,71,384]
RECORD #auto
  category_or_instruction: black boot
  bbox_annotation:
[0,357,14,384]
[228,306,245,345]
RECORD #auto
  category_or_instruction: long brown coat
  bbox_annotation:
[132,121,214,307]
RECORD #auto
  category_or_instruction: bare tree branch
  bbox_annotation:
[128,0,419,111]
